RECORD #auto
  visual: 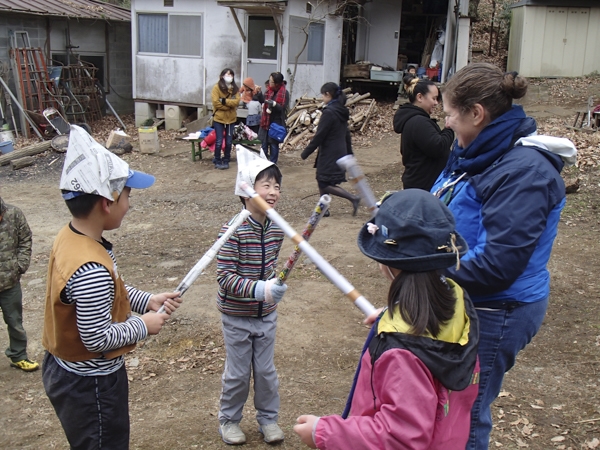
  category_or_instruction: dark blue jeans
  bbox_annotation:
[260,130,280,164]
[467,298,548,449]
[42,352,130,449]
[213,121,233,165]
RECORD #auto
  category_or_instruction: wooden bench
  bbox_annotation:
[189,138,262,162]
[189,138,205,161]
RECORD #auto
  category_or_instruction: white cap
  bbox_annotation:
[234,145,274,196]
[60,125,155,201]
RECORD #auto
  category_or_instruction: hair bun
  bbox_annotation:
[502,71,528,100]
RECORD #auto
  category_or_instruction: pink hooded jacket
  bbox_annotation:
[314,280,480,449]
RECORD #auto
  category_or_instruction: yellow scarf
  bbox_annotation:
[377,278,470,345]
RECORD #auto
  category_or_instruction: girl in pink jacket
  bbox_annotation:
[294,189,480,449]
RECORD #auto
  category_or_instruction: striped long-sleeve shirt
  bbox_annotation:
[53,239,150,376]
[216,212,284,317]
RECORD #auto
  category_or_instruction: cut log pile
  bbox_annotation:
[282,88,379,151]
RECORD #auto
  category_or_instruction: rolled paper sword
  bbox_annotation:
[240,182,377,317]
[156,209,251,314]
[276,194,331,286]
[337,154,379,217]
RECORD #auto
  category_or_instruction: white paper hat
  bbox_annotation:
[234,144,274,196]
[60,125,155,201]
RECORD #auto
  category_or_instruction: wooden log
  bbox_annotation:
[289,128,311,147]
[286,109,304,126]
[342,87,352,94]
[297,97,319,103]
[0,141,52,166]
[359,100,377,133]
[292,103,316,111]
[349,111,366,124]
[11,156,35,170]
[346,92,371,107]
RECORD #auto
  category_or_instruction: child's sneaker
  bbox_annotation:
[10,359,40,372]
[258,423,284,444]
[219,422,246,445]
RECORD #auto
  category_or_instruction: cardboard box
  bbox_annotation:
[106,129,131,150]
[370,69,403,82]
[138,126,159,154]
[343,64,373,78]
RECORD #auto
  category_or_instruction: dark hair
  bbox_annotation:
[218,68,239,96]
[387,271,456,337]
[320,82,347,105]
[403,74,438,104]
[62,192,103,218]
[239,165,283,207]
[255,164,282,185]
[269,72,284,87]
[443,62,528,121]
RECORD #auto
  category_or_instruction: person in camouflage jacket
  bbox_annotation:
[0,196,38,371]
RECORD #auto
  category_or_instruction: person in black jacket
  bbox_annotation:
[393,75,454,190]
[301,83,360,217]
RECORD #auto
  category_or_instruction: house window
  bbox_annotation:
[138,13,202,56]
[288,16,325,64]
[164,0,174,6]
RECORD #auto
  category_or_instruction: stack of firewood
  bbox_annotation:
[282,88,378,151]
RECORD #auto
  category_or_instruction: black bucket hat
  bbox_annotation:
[357,189,468,272]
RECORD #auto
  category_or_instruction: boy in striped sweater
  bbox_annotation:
[42,126,181,449]
[217,153,287,445]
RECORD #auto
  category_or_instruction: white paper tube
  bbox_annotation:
[337,154,379,217]
[240,183,377,317]
[156,209,251,314]
[277,194,331,285]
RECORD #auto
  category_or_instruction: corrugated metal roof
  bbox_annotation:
[0,0,131,22]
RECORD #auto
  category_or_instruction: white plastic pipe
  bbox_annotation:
[157,209,251,314]
[337,154,378,217]
[240,183,376,317]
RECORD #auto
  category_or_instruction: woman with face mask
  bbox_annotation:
[211,68,240,170]
[393,75,454,191]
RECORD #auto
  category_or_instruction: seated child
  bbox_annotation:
[42,125,182,449]
[217,152,287,445]
[294,189,480,449]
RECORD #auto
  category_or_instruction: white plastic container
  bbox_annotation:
[0,130,15,144]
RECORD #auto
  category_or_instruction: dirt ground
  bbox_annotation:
[1,86,600,449]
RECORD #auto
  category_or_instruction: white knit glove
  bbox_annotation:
[255,279,288,304]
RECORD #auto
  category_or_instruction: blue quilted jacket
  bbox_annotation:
[431,105,566,304]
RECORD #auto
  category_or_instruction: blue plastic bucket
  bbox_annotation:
[0,140,14,154]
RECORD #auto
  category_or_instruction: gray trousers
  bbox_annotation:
[0,282,28,362]
[218,311,280,425]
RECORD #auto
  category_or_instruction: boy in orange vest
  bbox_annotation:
[42,126,181,448]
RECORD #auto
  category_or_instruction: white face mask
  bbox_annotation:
[224,76,233,84]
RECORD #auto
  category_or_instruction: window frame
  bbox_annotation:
[137,13,203,58]
[288,15,325,65]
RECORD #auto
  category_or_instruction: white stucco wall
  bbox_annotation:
[284,1,343,99]
[361,0,402,69]
[132,0,243,105]
[131,0,343,106]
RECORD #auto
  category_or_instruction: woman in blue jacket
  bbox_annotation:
[432,63,574,449]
